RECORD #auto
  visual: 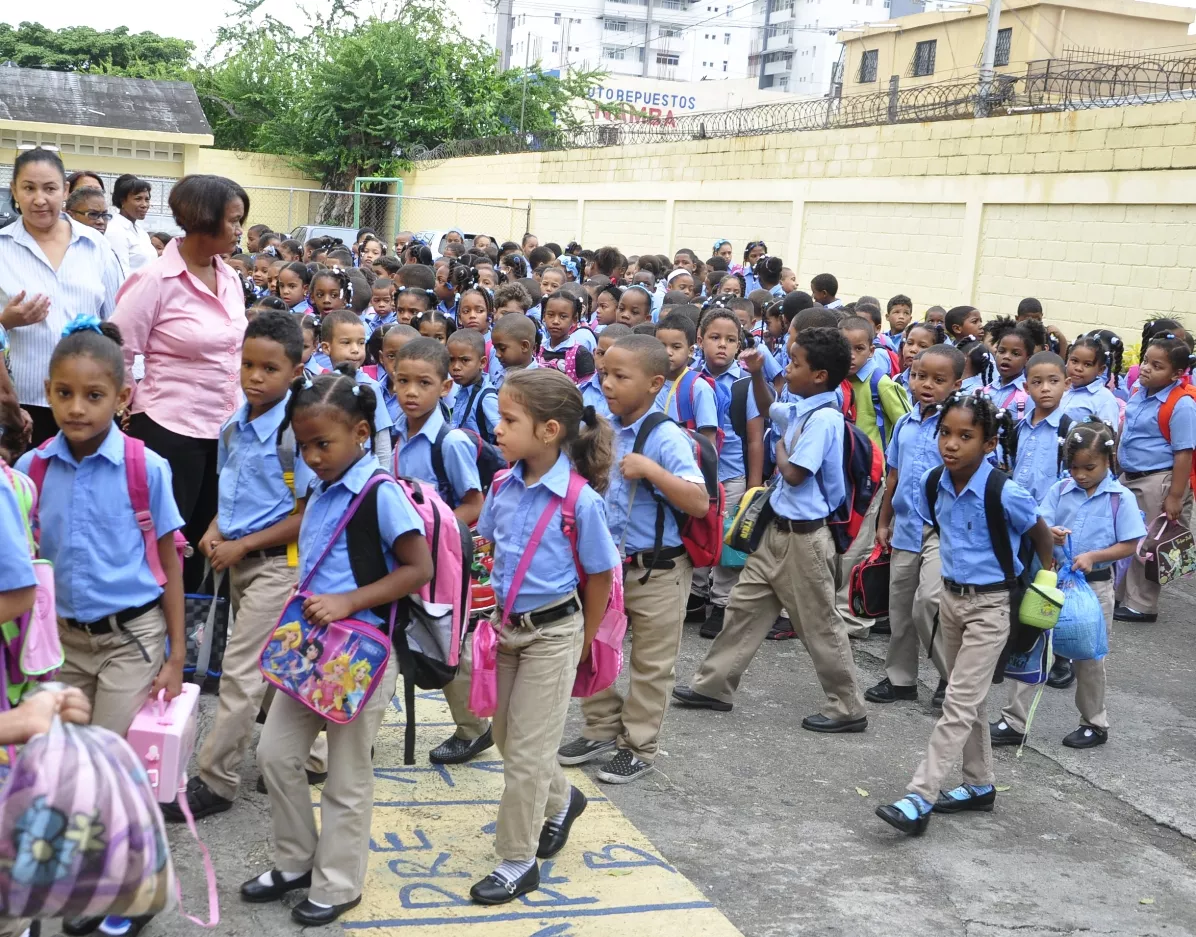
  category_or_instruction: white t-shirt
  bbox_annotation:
[105,212,157,276]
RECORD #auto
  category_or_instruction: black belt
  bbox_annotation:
[1123,468,1168,481]
[65,599,160,635]
[1087,568,1112,582]
[942,579,1014,596]
[246,545,290,560]
[624,545,687,570]
[773,517,825,534]
[509,597,581,628]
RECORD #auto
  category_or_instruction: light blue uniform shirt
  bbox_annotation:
[0,468,35,591]
[17,427,184,621]
[870,346,895,377]
[960,374,986,395]
[298,454,424,628]
[545,329,597,354]
[363,309,396,337]
[492,359,539,389]
[1013,406,1066,504]
[392,406,482,507]
[380,374,400,426]
[885,406,942,553]
[449,379,500,440]
[216,393,315,540]
[768,391,845,521]
[758,345,783,383]
[704,361,759,481]
[581,372,612,420]
[478,453,620,614]
[915,460,1040,585]
[1060,378,1121,429]
[1120,381,1196,473]
[1039,473,1147,571]
[355,370,394,440]
[606,411,704,555]
[654,371,718,430]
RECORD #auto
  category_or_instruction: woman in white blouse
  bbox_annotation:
[105,173,157,275]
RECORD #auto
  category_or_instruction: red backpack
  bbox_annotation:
[804,402,884,555]
[1142,381,1196,493]
[630,413,725,580]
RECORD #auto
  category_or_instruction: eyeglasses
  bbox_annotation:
[70,209,112,222]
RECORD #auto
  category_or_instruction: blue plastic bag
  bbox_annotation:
[1052,542,1109,661]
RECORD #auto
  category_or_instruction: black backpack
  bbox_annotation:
[458,382,498,444]
[429,423,506,505]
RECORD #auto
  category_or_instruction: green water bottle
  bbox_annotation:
[1018,569,1064,629]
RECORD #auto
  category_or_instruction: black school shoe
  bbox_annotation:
[470,863,540,905]
[801,713,867,734]
[429,727,494,764]
[240,869,312,903]
[766,617,797,641]
[699,605,725,639]
[989,720,1026,747]
[1047,657,1075,689]
[1063,725,1108,749]
[932,678,948,709]
[871,618,891,635]
[537,786,587,859]
[864,677,917,704]
[671,685,732,711]
[160,776,232,823]
[1114,604,1158,623]
[876,794,933,836]
[292,896,362,926]
[933,784,996,814]
[62,918,103,936]
[685,593,708,624]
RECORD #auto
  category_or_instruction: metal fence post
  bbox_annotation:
[287,188,293,232]
[888,75,899,123]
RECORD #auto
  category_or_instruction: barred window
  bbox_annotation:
[858,49,878,82]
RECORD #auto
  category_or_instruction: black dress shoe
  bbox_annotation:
[933,784,996,814]
[291,895,362,925]
[671,685,732,711]
[256,775,267,795]
[685,593,708,623]
[1062,725,1108,749]
[429,727,494,765]
[875,799,931,836]
[766,617,797,640]
[871,617,891,635]
[1047,656,1075,690]
[989,720,1025,747]
[62,918,103,936]
[470,864,540,905]
[240,869,312,903]
[161,776,233,824]
[864,677,916,704]
[1114,604,1157,623]
[932,678,947,709]
[801,713,867,733]
[699,604,725,639]
[537,786,587,859]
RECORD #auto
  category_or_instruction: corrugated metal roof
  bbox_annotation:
[0,66,211,136]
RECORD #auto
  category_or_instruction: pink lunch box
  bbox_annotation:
[127,683,201,803]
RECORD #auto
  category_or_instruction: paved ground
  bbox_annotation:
[58,576,1196,937]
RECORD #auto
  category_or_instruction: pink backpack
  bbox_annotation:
[26,433,190,586]
[469,471,626,717]
[537,345,586,384]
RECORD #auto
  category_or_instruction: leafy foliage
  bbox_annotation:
[0,22,193,78]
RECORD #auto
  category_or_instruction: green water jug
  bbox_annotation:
[1018,570,1065,629]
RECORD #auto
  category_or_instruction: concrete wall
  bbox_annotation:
[403,97,1196,337]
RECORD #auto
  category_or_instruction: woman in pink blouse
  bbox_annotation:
[111,175,249,586]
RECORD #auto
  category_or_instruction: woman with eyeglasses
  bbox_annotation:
[65,186,113,235]
[0,147,123,446]
[105,173,158,275]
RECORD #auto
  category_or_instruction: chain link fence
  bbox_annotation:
[238,187,530,250]
[410,53,1196,168]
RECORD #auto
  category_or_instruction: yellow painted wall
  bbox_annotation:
[402,97,1196,337]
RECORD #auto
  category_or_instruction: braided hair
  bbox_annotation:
[906,320,948,346]
[938,390,1019,471]
[1084,329,1125,388]
[956,337,995,386]
[279,366,376,445]
[1064,417,1118,477]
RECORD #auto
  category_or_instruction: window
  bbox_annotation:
[606,19,628,31]
[604,46,626,59]
[553,11,561,23]
[994,27,1012,67]
[857,48,878,82]
[912,39,936,76]
[657,52,680,65]
[552,40,559,52]
[725,32,731,44]
[661,26,682,37]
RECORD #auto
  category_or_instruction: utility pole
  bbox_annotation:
[495,0,514,70]
[562,13,572,73]
[642,0,654,77]
[757,0,772,90]
[519,35,538,134]
[976,0,1002,117]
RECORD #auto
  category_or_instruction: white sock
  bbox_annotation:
[258,869,307,886]
[547,804,569,828]
[494,858,535,884]
[306,899,332,909]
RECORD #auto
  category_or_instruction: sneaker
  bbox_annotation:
[932,678,947,709]
[766,617,797,641]
[989,720,1025,747]
[160,776,232,824]
[557,736,616,766]
[1062,725,1108,749]
[864,677,917,704]
[595,749,652,784]
[685,594,708,624]
[699,605,725,639]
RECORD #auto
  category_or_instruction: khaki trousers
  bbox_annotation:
[690,476,746,607]
[197,556,327,800]
[836,480,884,637]
[492,607,583,861]
[909,588,1008,800]
[692,523,866,719]
[442,624,490,740]
[257,648,398,905]
[1003,578,1115,732]
[1116,470,1192,615]
[582,556,693,762]
[58,606,166,736]
[885,536,948,687]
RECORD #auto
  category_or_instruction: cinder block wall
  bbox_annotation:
[404,99,1196,337]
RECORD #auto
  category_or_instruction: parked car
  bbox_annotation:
[0,187,15,229]
[288,224,360,250]
[414,229,498,260]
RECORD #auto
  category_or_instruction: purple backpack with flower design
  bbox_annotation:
[0,714,177,920]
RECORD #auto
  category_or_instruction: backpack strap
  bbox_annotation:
[631,411,673,580]
[560,471,588,585]
[276,425,300,567]
[671,371,697,425]
[24,439,54,531]
[317,470,394,623]
[428,424,455,505]
[498,491,564,625]
[983,469,1017,585]
[729,376,750,449]
[1055,414,1073,473]
[868,369,887,446]
[1157,383,1196,443]
[923,465,945,534]
[124,435,168,588]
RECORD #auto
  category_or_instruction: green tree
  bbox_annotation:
[0,22,193,78]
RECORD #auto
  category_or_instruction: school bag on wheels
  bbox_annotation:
[849,544,891,618]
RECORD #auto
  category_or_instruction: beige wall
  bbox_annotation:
[403,97,1196,338]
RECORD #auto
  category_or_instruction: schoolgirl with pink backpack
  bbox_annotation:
[466,367,622,907]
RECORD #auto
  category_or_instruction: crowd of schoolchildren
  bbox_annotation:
[2,209,1195,937]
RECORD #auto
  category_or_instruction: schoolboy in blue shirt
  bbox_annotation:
[1012,351,1069,503]
[446,329,500,444]
[582,324,628,420]
[557,335,709,785]
[163,312,325,821]
[675,327,869,733]
[319,310,394,467]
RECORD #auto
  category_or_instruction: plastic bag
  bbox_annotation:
[1052,542,1109,661]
